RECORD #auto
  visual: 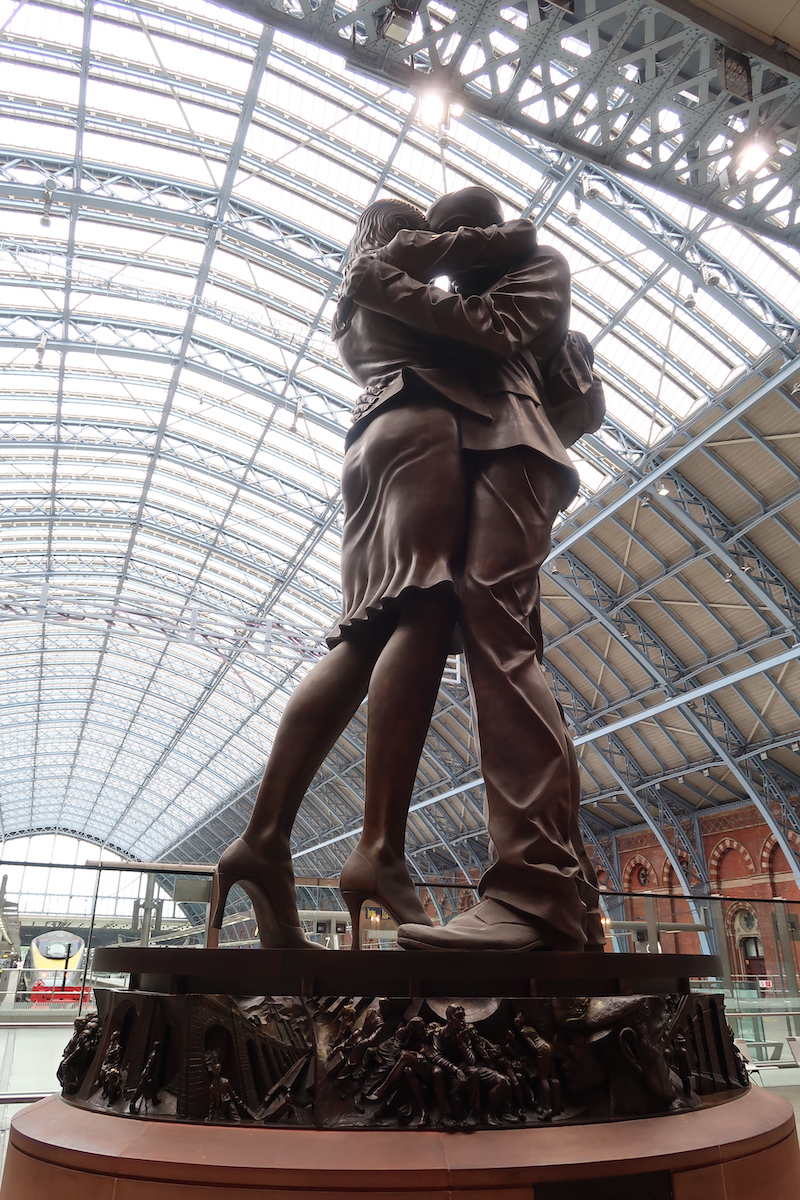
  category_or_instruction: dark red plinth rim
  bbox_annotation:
[3,1088,796,1192]
[93,947,721,997]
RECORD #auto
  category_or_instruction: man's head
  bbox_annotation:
[446,1004,466,1029]
[428,186,527,295]
[427,186,504,233]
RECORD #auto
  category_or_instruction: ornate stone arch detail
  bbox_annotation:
[759,832,800,875]
[725,900,759,938]
[622,853,657,891]
[708,838,757,891]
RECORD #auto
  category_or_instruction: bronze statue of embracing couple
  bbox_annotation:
[209,186,605,953]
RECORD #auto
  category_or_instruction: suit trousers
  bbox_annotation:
[459,446,598,943]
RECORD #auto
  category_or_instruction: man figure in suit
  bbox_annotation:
[345,186,603,951]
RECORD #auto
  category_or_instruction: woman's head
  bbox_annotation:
[332,199,427,340]
[349,198,428,259]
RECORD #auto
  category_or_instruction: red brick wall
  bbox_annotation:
[612,806,800,978]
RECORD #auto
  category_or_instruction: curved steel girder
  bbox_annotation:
[0,305,345,415]
[0,703,263,785]
[559,155,799,346]
[0,823,132,859]
[0,422,339,526]
[548,664,699,893]
[0,203,771,447]
[0,530,334,624]
[555,354,800,559]
[1,98,396,241]
[0,152,345,276]
[4,111,796,378]
[0,542,340,638]
[578,813,621,892]
[576,732,798,813]
[0,552,336,635]
[0,497,337,602]
[558,390,800,642]
[0,35,410,205]
[0,636,306,700]
[1,269,346,385]
[548,559,800,884]
[0,337,350,439]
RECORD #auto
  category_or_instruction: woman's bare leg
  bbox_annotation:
[350,588,456,875]
[242,628,388,858]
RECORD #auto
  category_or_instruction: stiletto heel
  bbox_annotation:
[341,890,368,950]
[208,870,236,948]
[339,848,432,949]
[210,838,326,951]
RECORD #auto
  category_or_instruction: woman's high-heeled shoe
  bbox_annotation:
[339,848,432,950]
[209,838,326,951]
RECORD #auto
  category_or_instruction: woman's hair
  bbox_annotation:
[349,198,428,259]
[332,198,428,340]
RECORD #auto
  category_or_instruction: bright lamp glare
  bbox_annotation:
[419,91,446,126]
[739,141,770,175]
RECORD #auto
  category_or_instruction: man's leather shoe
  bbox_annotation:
[397,899,585,951]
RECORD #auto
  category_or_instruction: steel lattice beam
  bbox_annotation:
[217,0,800,246]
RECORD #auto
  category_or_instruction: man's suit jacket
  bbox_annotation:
[340,222,580,501]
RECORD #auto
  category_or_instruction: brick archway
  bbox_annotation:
[759,832,800,875]
[622,853,657,891]
[660,855,692,890]
[708,838,756,892]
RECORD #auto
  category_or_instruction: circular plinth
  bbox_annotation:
[2,1089,799,1200]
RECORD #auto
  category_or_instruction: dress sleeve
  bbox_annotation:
[351,246,571,359]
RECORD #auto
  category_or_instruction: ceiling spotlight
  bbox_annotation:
[418,89,446,127]
[789,381,800,398]
[566,211,580,226]
[376,0,420,43]
[701,263,722,287]
[684,287,698,310]
[657,484,669,496]
[716,45,753,102]
[739,140,771,175]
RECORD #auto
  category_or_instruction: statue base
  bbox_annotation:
[3,1088,799,1199]
[51,950,746,1132]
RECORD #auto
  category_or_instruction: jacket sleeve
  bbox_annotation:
[381,219,537,281]
[351,246,571,360]
[340,219,536,298]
